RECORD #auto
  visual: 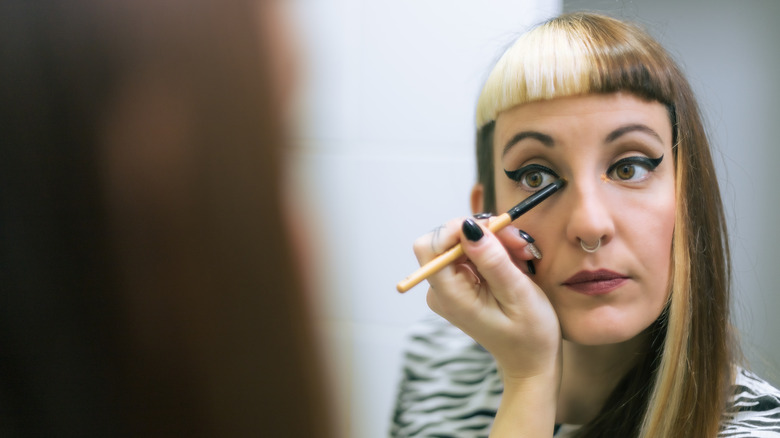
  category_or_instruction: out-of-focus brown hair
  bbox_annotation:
[474,12,733,437]
[0,0,332,436]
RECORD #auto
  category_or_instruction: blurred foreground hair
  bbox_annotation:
[0,0,332,436]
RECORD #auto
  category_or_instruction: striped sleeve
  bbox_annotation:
[390,316,502,438]
[720,368,780,437]
[389,319,780,437]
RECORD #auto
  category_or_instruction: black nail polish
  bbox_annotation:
[462,218,484,242]
[518,229,535,243]
[527,260,536,275]
[473,212,492,219]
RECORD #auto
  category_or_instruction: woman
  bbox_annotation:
[391,12,780,437]
[0,0,331,436]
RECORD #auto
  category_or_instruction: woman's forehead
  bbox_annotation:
[493,93,672,149]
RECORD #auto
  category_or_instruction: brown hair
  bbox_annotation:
[475,12,733,437]
[0,0,332,436]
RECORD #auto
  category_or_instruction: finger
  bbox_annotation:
[425,261,485,320]
[517,229,543,260]
[412,217,464,264]
[492,226,535,275]
[425,253,484,299]
[459,219,536,307]
[453,261,483,287]
[495,227,542,262]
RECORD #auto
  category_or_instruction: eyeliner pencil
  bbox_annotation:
[396,178,566,293]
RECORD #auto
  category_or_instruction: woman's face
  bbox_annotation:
[486,92,675,346]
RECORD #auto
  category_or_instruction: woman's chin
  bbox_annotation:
[559,312,655,347]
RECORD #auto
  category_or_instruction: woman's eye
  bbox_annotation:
[606,155,664,182]
[504,164,559,191]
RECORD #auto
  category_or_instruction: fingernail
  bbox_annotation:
[462,218,484,242]
[527,260,536,275]
[527,243,542,260]
[518,229,535,243]
[473,212,492,219]
[518,229,542,259]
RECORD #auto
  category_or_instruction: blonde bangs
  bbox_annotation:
[476,24,592,127]
[476,14,676,128]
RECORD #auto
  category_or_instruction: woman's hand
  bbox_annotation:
[414,217,562,436]
[413,216,561,381]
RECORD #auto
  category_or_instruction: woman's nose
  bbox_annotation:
[564,181,614,249]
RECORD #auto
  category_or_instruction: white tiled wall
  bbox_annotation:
[289,1,561,436]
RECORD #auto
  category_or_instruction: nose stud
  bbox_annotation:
[580,238,601,253]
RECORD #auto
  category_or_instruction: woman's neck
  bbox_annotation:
[555,333,649,425]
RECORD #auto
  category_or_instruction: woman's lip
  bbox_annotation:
[562,269,629,295]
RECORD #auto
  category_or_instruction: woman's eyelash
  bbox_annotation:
[505,155,662,187]
[604,154,664,183]
[504,164,560,192]
[606,155,664,175]
[504,164,559,182]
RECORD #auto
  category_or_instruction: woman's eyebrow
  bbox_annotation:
[502,131,554,157]
[605,124,664,144]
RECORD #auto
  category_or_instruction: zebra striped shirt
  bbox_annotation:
[390,316,780,437]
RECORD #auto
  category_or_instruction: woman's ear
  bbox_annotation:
[470,183,485,214]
